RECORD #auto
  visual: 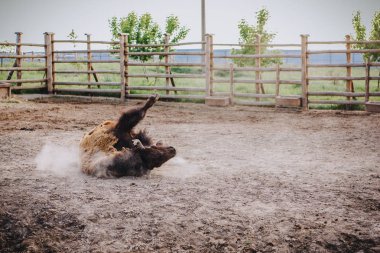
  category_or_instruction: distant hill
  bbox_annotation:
[1,49,364,65]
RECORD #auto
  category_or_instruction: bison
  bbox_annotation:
[79,94,176,178]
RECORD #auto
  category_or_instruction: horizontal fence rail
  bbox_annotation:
[1,32,379,110]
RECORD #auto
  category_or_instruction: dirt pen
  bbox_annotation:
[0,95,379,252]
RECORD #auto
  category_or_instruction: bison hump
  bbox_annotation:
[80,120,118,154]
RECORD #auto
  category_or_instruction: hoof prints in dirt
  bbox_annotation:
[0,201,84,253]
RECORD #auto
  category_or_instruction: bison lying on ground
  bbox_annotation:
[80,94,176,178]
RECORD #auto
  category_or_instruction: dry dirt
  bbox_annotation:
[0,96,379,253]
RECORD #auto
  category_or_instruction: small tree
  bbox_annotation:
[109,12,189,62]
[352,10,380,62]
[352,11,380,88]
[232,8,280,67]
[0,43,14,71]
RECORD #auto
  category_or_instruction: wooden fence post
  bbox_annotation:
[44,32,54,94]
[229,63,234,105]
[85,33,92,89]
[345,35,353,101]
[119,33,127,102]
[301,34,309,110]
[15,32,22,86]
[365,61,370,103]
[164,34,170,95]
[205,34,211,96]
[51,33,56,92]
[275,64,280,97]
[209,34,214,96]
[255,35,262,101]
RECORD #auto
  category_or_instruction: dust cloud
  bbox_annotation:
[156,157,201,179]
[34,142,81,177]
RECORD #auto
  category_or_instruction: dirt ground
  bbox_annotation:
[0,95,379,253]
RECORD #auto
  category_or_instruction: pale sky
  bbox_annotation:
[1,0,379,48]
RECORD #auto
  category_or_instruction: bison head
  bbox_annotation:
[139,144,176,171]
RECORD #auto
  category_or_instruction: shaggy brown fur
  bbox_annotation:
[79,95,176,178]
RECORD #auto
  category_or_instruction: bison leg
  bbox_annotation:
[114,94,159,133]
[113,94,158,150]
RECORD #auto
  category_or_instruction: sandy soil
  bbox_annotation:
[0,96,379,253]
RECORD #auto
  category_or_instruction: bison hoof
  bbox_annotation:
[151,94,159,101]
[145,94,159,108]
[132,139,144,149]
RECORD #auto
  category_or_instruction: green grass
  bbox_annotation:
[1,61,379,107]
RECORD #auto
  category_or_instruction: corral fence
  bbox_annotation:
[1,32,380,110]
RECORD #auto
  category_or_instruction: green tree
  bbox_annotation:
[109,12,189,62]
[232,8,280,67]
[352,10,380,62]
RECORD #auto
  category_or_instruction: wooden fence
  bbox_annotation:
[1,32,379,109]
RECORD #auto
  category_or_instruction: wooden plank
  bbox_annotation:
[164,34,170,95]
[15,32,22,86]
[53,49,119,54]
[127,74,205,78]
[0,83,11,99]
[214,54,301,59]
[54,81,119,86]
[128,62,205,67]
[0,79,47,83]
[53,60,119,63]
[128,51,205,56]
[213,66,302,72]
[205,96,230,107]
[229,63,234,104]
[11,85,46,90]
[308,91,366,97]
[0,67,46,71]
[54,70,120,74]
[44,33,53,93]
[0,42,45,47]
[308,76,366,81]
[209,35,214,95]
[85,34,92,89]
[212,43,301,47]
[126,93,206,100]
[301,34,309,110]
[365,62,370,102]
[129,42,205,48]
[0,55,47,59]
[345,35,354,101]
[308,49,380,54]
[51,33,56,90]
[275,64,280,96]
[213,79,276,84]
[276,96,302,107]
[308,100,365,105]
[205,34,211,96]
[308,63,366,68]
[126,86,205,92]
[365,102,380,113]
[55,88,121,94]
[280,80,302,85]
[124,35,129,97]
[255,35,262,101]
[53,40,118,45]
